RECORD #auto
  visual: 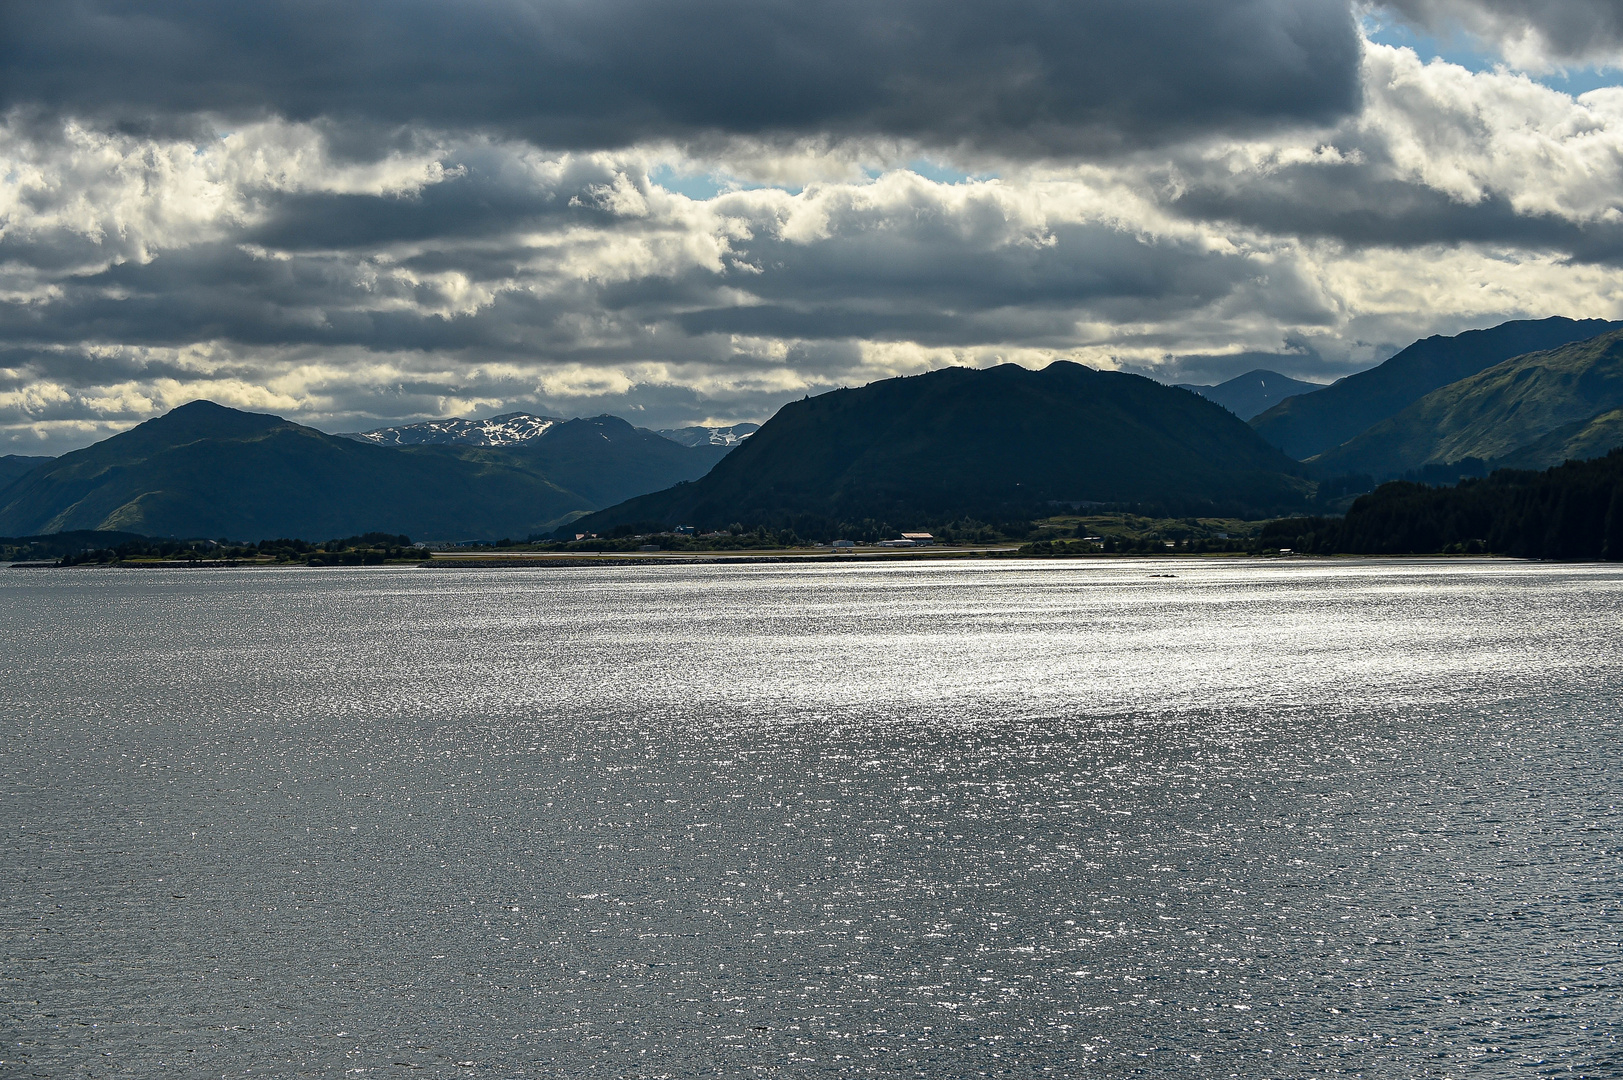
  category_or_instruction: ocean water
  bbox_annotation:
[1,558,1620,1078]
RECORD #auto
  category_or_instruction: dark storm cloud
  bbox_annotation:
[0,247,569,354]
[1169,164,1623,260]
[672,220,1323,346]
[1382,0,1623,60]
[0,346,204,390]
[0,202,1317,360]
[241,151,638,251]
[0,0,1363,155]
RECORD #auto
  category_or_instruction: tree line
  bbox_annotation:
[1263,449,1623,560]
[55,533,419,566]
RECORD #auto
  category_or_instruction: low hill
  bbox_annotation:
[570,362,1311,534]
[0,402,588,541]
[1177,369,1319,420]
[1313,329,1623,479]
[1250,317,1622,460]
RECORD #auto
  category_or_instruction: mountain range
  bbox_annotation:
[571,361,1313,534]
[1177,369,1321,421]
[11,317,1623,545]
[343,412,758,452]
[1312,329,1623,478]
[0,405,730,541]
[1249,317,1623,461]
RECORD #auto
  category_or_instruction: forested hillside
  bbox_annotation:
[1262,450,1623,559]
[571,361,1312,535]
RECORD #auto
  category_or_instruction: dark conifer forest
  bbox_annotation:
[1263,449,1623,559]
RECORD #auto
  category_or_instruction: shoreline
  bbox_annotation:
[6,549,1537,570]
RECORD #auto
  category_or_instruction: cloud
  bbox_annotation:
[1,0,1362,157]
[1164,43,1623,256]
[3,8,1623,455]
[1380,0,1623,69]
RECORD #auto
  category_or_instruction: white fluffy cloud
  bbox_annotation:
[2,8,1623,453]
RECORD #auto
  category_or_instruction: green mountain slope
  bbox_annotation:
[0,401,589,541]
[1312,329,1623,479]
[1496,408,1623,471]
[572,362,1311,533]
[1250,317,1622,460]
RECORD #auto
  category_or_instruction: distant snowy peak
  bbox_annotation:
[346,413,758,449]
[345,412,565,447]
[658,423,760,448]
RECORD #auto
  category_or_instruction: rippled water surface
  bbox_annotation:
[3,558,1621,1077]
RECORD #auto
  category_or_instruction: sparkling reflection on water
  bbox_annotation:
[2,558,1620,1077]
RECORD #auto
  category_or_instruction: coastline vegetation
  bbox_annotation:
[1260,450,1623,560]
[10,450,1623,565]
[46,533,421,567]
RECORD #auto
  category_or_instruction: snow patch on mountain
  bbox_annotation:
[343,412,566,446]
[658,423,760,448]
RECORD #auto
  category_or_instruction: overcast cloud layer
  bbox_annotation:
[2,0,1622,452]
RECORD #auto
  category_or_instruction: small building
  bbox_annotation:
[638,543,660,552]
[878,539,917,548]
[831,540,856,551]
[900,532,935,546]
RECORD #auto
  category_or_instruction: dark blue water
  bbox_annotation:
[2,559,1620,1077]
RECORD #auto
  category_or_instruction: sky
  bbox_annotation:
[4,0,1623,454]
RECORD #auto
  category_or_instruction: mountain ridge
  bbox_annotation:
[571,361,1312,534]
[1312,329,1623,479]
[1250,317,1623,460]
[0,402,726,541]
[0,454,53,494]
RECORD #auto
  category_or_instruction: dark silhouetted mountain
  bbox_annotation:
[1250,317,1623,459]
[0,401,587,541]
[658,423,760,448]
[343,412,565,446]
[1177,370,1320,421]
[571,362,1311,534]
[1313,329,1623,479]
[501,415,732,507]
[0,454,52,493]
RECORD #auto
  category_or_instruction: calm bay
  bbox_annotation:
[2,558,1619,1076]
